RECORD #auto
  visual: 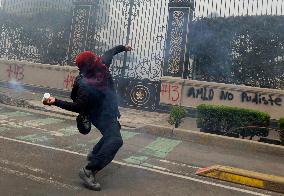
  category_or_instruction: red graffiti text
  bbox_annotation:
[161,83,181,102]
[6,64,25,81]
[64,72,77,89]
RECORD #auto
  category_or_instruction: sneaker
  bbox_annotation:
[79,168,101,191]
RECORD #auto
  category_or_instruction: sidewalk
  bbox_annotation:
[0,83,278,137]
[0,85,172,129]
[0,83,283,157]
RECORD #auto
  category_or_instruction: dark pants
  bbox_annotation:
[86,118,123,171]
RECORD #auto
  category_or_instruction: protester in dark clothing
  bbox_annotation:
[43,45,132,191]
[70,45,132,117]
[71,45,131,97]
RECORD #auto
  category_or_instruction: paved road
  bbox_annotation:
[0,104,283,196]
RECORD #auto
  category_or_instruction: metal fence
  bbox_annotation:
[0,0,284,103]
[65,0,170,110]
[194,0,284,18]
[68,0,169,81]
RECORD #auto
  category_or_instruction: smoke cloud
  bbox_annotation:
[8,79,25,93]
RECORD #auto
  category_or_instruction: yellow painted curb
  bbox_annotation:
[196,165,284,194]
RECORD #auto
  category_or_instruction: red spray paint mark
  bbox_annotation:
[161,83,181,103]
[64,72,76,89]
[6,64,24,81]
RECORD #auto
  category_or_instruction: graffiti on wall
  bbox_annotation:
[161,83,182,103]
[63,71,78,90]
[6,64,25,81]
[186,87,283,107]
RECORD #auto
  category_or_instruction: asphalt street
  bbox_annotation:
[0,104,283,196]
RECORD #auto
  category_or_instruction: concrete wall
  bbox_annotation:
[0,59,79,91]
[160,77,284,120]
[1,60,283,119]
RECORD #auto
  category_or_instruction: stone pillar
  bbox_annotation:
[163,0,193,78]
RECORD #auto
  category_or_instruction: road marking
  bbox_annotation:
[0,120,24,129]
[124,156,148,165]
[1,111,32,117]
[0,127,10,132]
[124,136,180,167]
[140,137,181,158]
[0,117,78,140]
[0,159,46,174]
[70,130,142,153]
[0,103,75,120]
[121,130,140,140]
[69,137,102,152]
[49,126,78,137]
[16,134,52,143]
[159,159,201,169]
[123,156,170,171]
[0,166,79,190]
[0,135,269,196]
[0,118,65,132]
[23,118,64,127]
[88,130,140,144]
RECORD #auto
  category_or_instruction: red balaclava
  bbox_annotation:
[75,51,96,73]
[75,51,108,89]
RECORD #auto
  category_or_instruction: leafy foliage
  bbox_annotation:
[0,10,72,65]
[189,16,284,89]
[196,104,270,139]
[168,105,188,128]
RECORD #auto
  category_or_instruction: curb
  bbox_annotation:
[196,165,284,194]
[137,124,284,157]
[137,124,174,138]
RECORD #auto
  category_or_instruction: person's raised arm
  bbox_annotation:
[101,45,133,67]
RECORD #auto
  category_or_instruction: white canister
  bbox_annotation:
[42,93,51,102]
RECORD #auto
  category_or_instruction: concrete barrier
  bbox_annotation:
[196,165,284,194]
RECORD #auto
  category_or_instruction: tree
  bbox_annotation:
[189,16,284,89]
[0,9,72,65]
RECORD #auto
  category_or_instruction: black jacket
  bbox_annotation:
[54,45,126,121]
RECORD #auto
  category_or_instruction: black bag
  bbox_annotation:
[76,113,91,135]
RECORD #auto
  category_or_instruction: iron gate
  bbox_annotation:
[67,0,171,110]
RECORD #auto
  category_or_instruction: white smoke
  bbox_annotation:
[8,79,25,92]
